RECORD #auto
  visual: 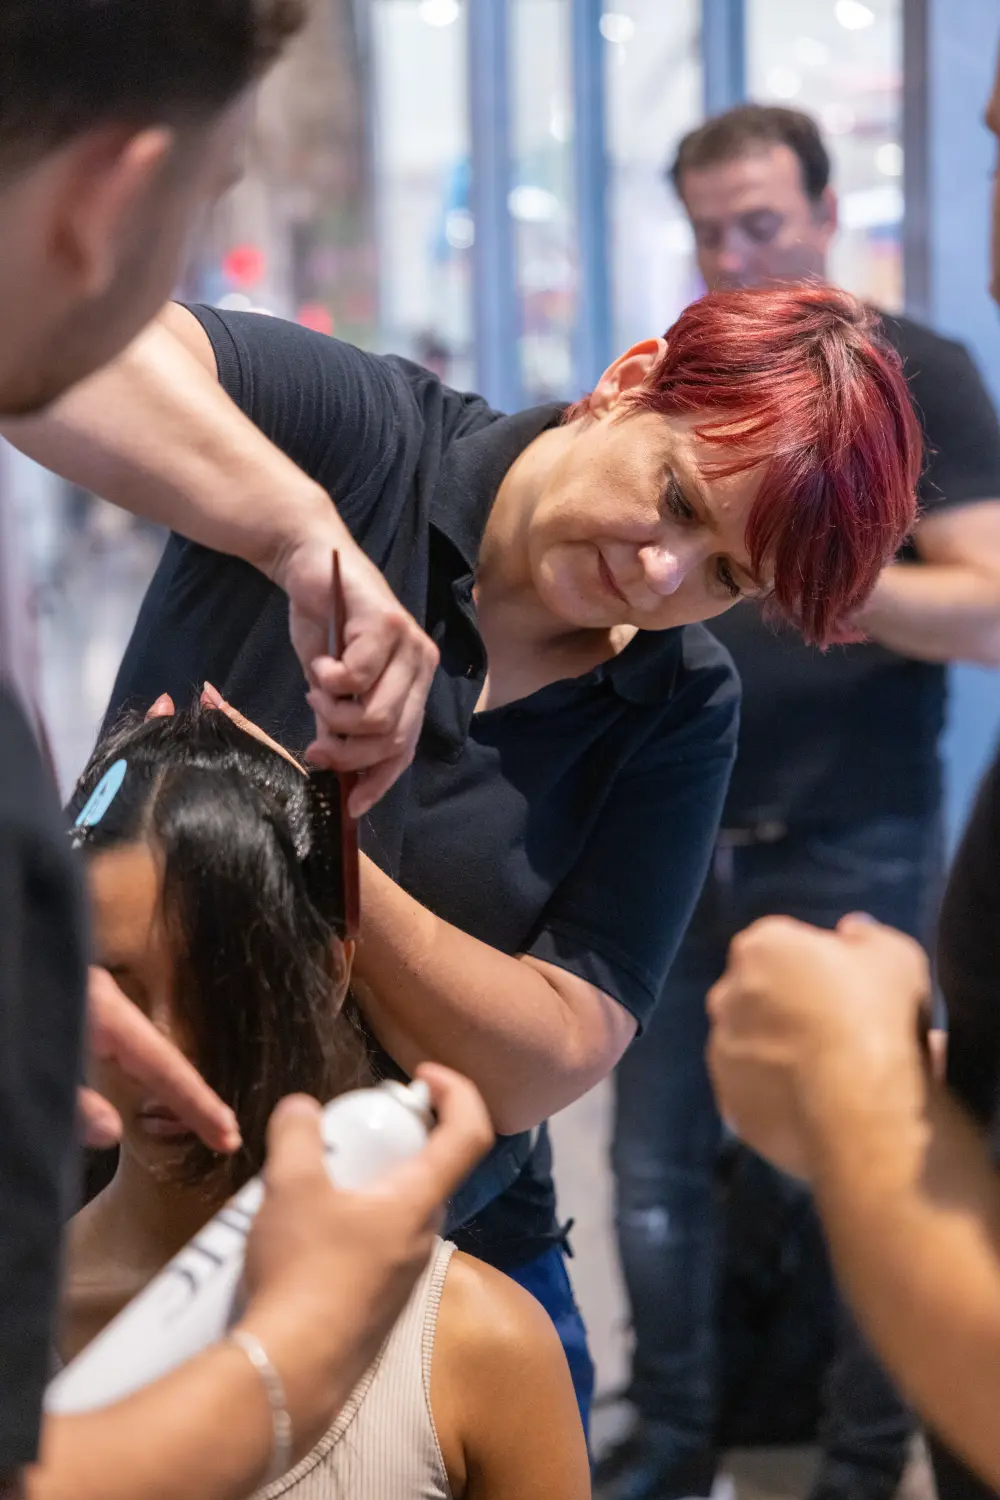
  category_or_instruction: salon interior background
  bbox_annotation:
[13,0,1000,832]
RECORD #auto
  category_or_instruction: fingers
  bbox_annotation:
[77,1086,122,1148]
[145,693,176,720]
[263,1094,326,1189]
[375,1065,493,1208]
[87,968,241,1154]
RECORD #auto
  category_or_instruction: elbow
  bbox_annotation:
[487,1030,633,1137]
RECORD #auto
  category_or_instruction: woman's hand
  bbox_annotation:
[272,530,439,817]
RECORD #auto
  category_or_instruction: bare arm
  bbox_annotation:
[856,502,1000,663]
[432,1253,590,1500]
[354,855,636,1136]
[707,916,1000,1491]
[0,304,438,813]
[1,304,339,577]
[805,1076,1000,1490]
[23,1068,492,1500]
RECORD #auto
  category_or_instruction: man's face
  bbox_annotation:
[0,93,249,414]
[986,43,1000,307]
[679,143,836,292]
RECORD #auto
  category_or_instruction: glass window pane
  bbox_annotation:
[605,1,702,352]
[511,0,577,403]
[747,0,904,309]
[371,0,473,387]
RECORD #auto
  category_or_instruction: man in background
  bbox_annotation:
[599,104,1000,1500]
[708,43,1000,1500]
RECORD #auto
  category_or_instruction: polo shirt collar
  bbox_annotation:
[430,403,564,571]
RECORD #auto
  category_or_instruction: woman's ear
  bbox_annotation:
[333,937,356,1001]
[587,337,668,417]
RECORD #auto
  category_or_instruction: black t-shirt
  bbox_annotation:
[0,687,86,1470]
[709,314,1000,829]
[929,743,1000,1500]
[106,304,739,1267]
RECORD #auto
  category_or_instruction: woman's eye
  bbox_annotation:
[665,476,695,522]
[716,558,742,598]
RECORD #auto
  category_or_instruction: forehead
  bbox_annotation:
[88,844,160,953]
[680,143,811,217]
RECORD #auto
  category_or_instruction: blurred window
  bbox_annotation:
[747,0,904,309]
[605,1,703,350]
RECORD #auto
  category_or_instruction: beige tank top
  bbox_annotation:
[256,1238,456,1500]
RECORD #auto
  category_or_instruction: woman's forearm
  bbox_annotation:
[354,857,635,1134]
[0,307,341,582]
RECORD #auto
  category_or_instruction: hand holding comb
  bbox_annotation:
[307,551,360,940]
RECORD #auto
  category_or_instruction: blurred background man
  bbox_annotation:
[599,103,1000,1500]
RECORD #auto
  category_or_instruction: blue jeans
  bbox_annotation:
[612,814,942,1494]
[508,1245,595,1438]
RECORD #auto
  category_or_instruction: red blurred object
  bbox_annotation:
[296,302,334,337]
[222,244,265,289]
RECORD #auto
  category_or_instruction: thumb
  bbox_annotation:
[264,1094,326,1189]
[836,911,884,942]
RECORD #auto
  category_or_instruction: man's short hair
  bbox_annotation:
[0,0,306,176]
[670,104,832,204]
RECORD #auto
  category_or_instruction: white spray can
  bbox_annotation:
[46,1079,433,1414]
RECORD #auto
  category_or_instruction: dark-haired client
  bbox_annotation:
[61,700,589,1500]
[7,282,923,1429]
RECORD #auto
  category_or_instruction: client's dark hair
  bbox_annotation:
[69,703,370,1190]
[0,0,305,179]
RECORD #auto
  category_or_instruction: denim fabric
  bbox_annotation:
[611,814,943,1494]
[507,1244,596,1439]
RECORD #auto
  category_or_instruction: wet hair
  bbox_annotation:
[0,0,304,179]
[564,285,922,647]
[670,104,831,205]
[68,703,370,1190]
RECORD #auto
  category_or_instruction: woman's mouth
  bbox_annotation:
[136,1104,194,1140]
[596,549,628,606]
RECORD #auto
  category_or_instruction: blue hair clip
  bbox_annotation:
[74,758,128,833]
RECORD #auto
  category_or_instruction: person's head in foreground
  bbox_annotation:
[550,283,921,647]
[0,0,304,413]
[68,699,369,1197]
[62,699,591,1499]
[670,104,837,292]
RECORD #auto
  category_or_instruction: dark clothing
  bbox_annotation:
[507,1245,595,1434]
[612,813,942,1493]
[607,311,1000,1500]
[928,745,1000,1500]
[0,687,86,1470]
[710,314,1000,830]
[107,304,740,1268]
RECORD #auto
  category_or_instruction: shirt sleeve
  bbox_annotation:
[525,632,739,1029]
[903,334,1000,515]
[0,689,86,1470]
[185,304,422,555]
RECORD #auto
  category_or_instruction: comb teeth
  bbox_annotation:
[303,770,348,937]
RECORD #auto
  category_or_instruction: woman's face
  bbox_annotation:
[528,343,772,632]
[87,842,199,1172]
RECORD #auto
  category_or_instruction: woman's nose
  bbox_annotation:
[638,543,693,597]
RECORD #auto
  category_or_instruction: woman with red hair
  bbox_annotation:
[7,283,920,1435]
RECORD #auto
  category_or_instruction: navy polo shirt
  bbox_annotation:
[106,307,739,1266]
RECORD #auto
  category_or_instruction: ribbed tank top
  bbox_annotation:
[255,1238,455,1500]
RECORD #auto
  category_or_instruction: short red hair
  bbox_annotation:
[569,285,922,646]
